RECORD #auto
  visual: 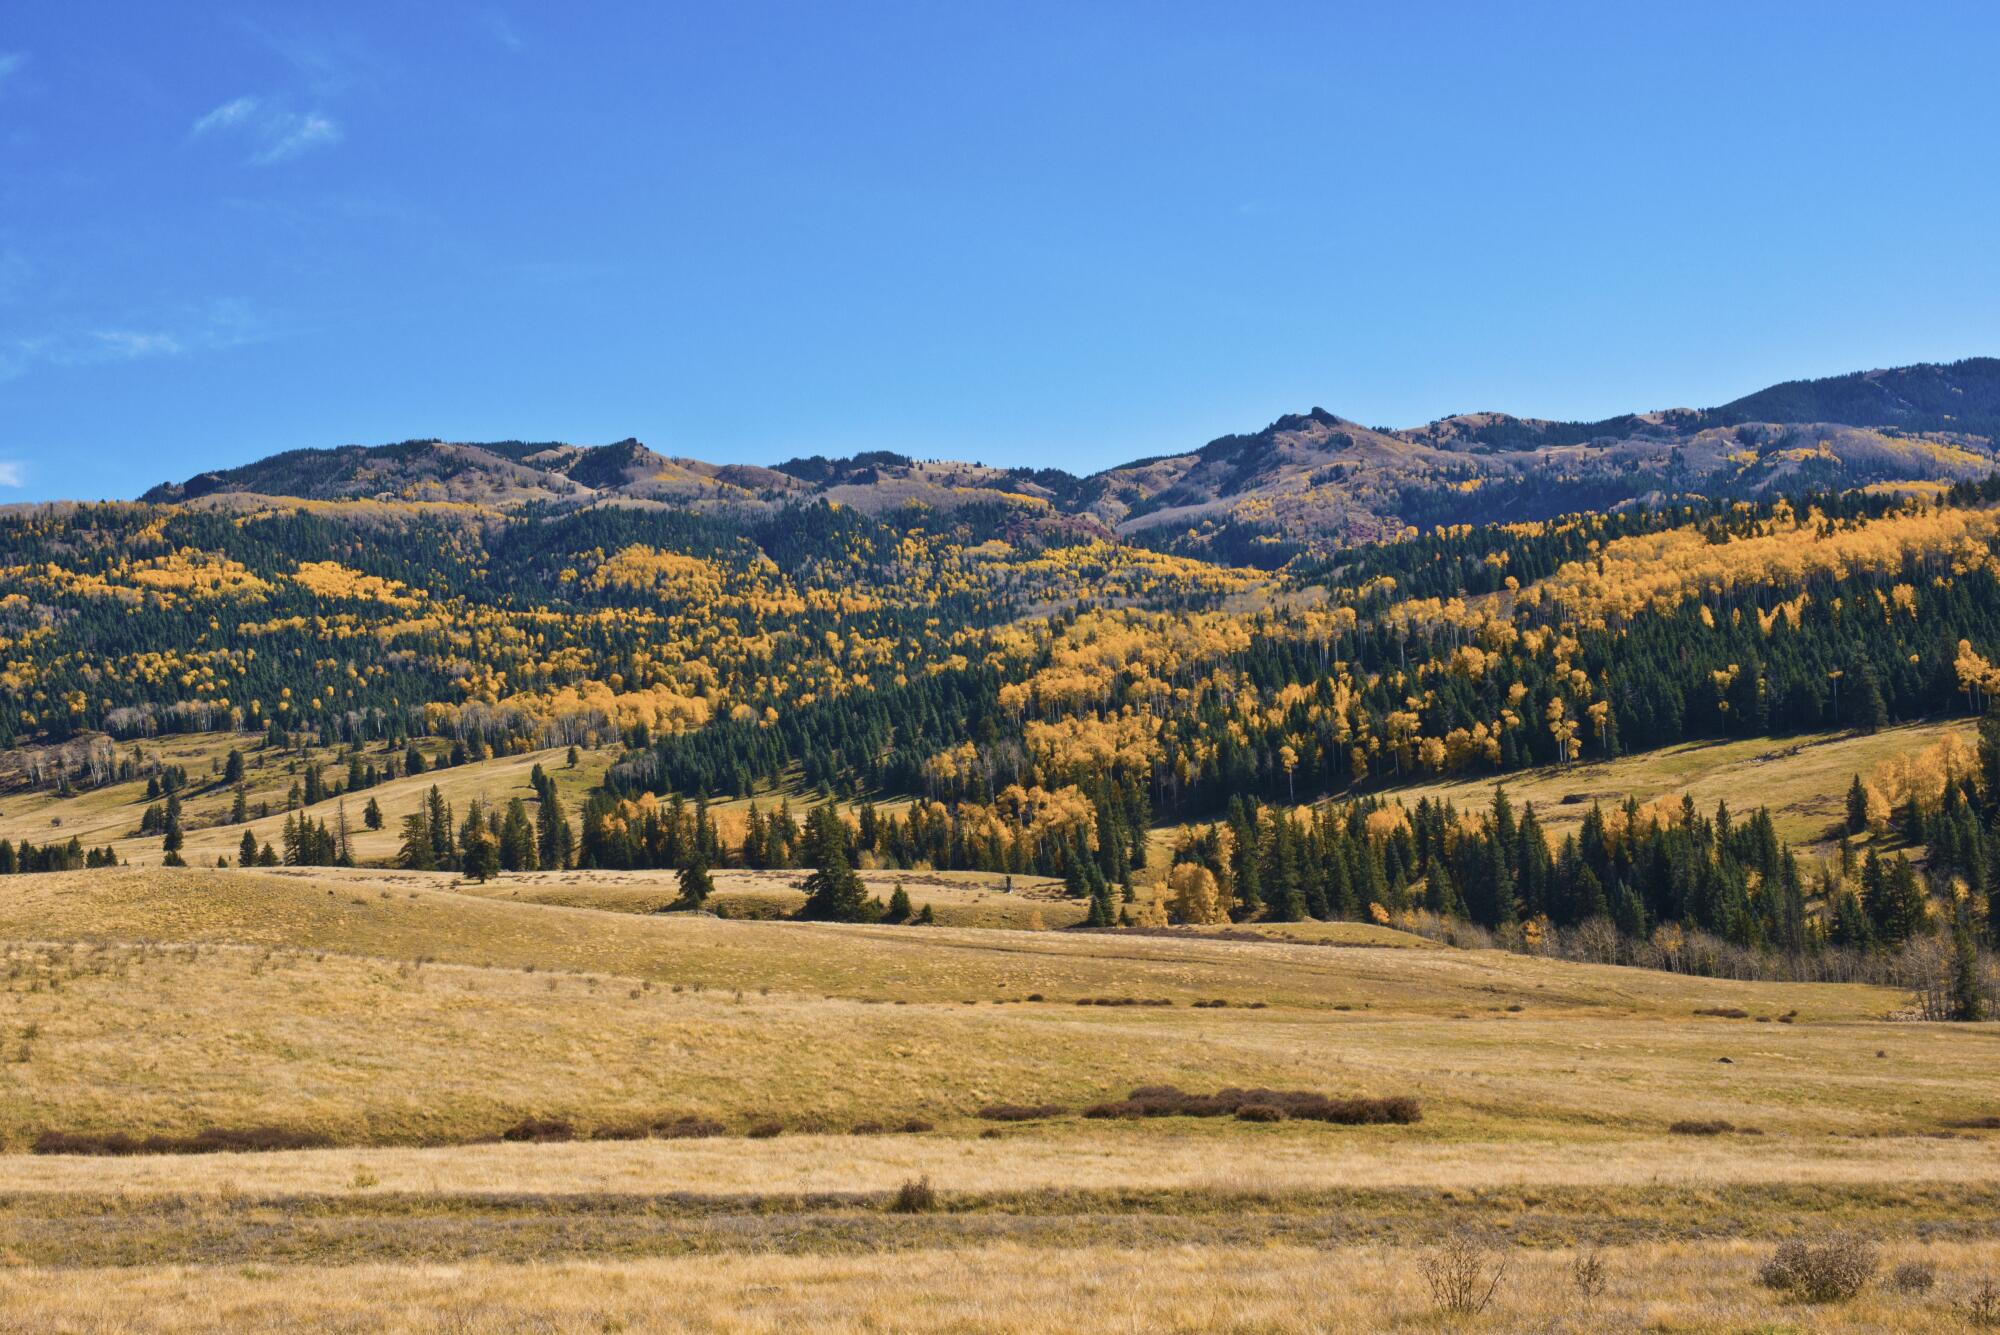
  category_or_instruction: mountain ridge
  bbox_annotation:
[136,356,2000,557]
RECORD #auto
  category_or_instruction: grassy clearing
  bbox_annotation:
[0,870,1991,1152]
[0,868,1906,1016]
[444,866,1082,929]
[0,862,1994,1328]
[0,733,615,868]
[1375,719,1973,850]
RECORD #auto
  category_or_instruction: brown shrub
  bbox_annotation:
[977,1103,1065,1122]
[589,1123,647,1142]
[1571,1249,1608,1305]
[745,1121,783,1139]
[1234,1104,1285,1122]
[1081,1085,1419,1125]
[890,1175,938,1213]
[1421,1229,1509,1316]
[500,1118,575,1144]
[1962,1276,2000,1326]
[1758,1235,1878,1303]
[1694,1007,1750,1019]
[1890,1260,1936,1294]
[32,1126,335,1156]
[651,1117,724,1140]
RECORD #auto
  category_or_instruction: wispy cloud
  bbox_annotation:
[192,95,260,135]
[0,299,265,382]
[481,11,526,52]
[190,95,342,166]
[0,462,25,488]
[0,51,25,91]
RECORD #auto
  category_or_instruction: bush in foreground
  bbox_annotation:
[1420,1230,1508,1316]
[1758,1235,1878,1303]
[890,1176,938,1213]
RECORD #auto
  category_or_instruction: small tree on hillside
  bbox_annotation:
[399,809,436,871]
[800,845,869,922]
[461,819,500,883]
[1845,775,1870,836]
[676,857,714,907]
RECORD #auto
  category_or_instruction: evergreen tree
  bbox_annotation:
[1845,774,1870,835]
[398,809,436,871]
[238,827,258,867]
[161,790,185,863]
[498,798,537,872]
[1952,922,1986,1021]
[460,811,500,883]
[676,857,714,906]
[799,844,869,921]
[1085,877,1116,926]
[1852,667,1888,734]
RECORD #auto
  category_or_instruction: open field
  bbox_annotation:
[0,733,617,868]
[0,864,1995,1328]
[1374,718,1974,852]
[9,1239,2000,1332]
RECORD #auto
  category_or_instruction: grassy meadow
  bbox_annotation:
[1,727,1998,1329]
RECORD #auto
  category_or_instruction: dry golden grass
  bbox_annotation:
[0,867,1905,1016]
[2,1124,1996,1199]
[0,870,1992,1153]
[5,1239,2000,1332]
[444,866,1084,928]
[0,733,615,868]
[2,862,1995,1329]
[1377,718,1973,849]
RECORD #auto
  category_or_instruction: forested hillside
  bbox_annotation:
[8,359,2000,984]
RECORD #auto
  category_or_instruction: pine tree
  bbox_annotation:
[363,797,383,830]
[1085,877,1116,926]
[498,798,537,872]
[399,809,436,871]
[161,789,185,863]
[1952,922,1986,1021]
[239,827,258,868]
[427,785,454,869]
[1853,667,1888,734]
[1845,774,1870,835]
[460,816,499,883]
[800,844,868,921]
[676,857,714,906]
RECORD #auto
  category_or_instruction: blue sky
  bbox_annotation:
[2,2,1998,500]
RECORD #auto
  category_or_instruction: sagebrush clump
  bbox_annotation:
[1758,1235,1878,1303]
